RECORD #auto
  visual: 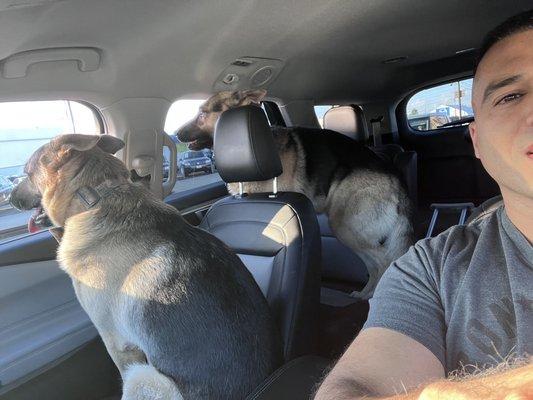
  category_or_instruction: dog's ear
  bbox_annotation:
[58,134,101,152]
[231,89,267,106]
[57,134,125,154]
[96,135,125,154]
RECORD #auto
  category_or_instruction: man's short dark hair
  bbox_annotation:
[474,9,533,75]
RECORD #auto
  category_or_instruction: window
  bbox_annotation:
[164,99,221,194]
[314,105,335,128]
[406,78,473,132]
[0,100,103,242]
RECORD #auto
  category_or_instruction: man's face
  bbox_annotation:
[470,30,533,198]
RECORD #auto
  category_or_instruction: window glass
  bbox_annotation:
[0,100,103,242]
[164,99,221,194]
[314,105,335,128]
[406,78,473,131]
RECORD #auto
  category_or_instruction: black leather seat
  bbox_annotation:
[199,105,322,361]
[321,105,417,291]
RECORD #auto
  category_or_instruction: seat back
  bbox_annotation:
[200,193,321,360]
[317,213,368,286]
[323,105,368,142]
[202,105,322,360]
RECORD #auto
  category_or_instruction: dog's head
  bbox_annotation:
[9,134,127,233]
[176,89,267,150]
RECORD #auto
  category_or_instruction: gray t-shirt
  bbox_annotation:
[364,206,532,374]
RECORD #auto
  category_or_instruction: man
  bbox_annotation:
[315,10,532,400]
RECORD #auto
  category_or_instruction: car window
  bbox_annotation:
[0,100,103,243]
[314,105,336,128]
[164,99,222,194]
[406,78,473,132]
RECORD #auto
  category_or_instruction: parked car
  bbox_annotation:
[0,176,14,207]
[163,158,170,179]
[178,150,214,177]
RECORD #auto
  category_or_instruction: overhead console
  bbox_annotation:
[213,56,284,92]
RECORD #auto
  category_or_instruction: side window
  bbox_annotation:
[164,99,221,194]
[314,105,336,128]
[0,100,103,242]
[406,78,473,132]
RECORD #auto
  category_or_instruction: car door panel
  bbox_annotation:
[0,259,97,391]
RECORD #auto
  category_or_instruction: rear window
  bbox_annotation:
[406,78,473,132]
[314,105,336,128]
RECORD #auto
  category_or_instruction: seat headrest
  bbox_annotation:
[214,105,283,183]
[323,105,369,143]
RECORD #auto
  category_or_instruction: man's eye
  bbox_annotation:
[495,93,523,105]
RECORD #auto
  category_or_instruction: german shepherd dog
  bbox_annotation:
[177,90,414,298]
[9,134,281,400]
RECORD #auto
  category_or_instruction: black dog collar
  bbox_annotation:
[75,183,123,210]
[76,186,101,209]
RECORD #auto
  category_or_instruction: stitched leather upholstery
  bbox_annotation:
[200,193,321,360]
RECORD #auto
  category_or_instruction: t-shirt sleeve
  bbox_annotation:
[363,238,446,367]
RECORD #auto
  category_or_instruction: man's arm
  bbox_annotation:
[314,327,444,400]
[314,328,533,400]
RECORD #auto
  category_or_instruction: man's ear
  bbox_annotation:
[96,135,125,154]
[469,122,481,159]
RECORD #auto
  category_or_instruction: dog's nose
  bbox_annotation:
[8,186,40,211]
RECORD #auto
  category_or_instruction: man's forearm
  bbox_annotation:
[315,362,533,400]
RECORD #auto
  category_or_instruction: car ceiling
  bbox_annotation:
[0,0,530,106]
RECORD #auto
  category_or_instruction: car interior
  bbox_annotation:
[0,1,530,399]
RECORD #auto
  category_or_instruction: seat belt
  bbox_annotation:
[425,202,475,238]
[370,116,384,147]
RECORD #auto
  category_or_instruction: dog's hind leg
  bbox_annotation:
[122,364,183,400]
[326,172,413,299]
[98,331,147,377]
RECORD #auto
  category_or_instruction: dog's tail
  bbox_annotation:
[122,364,183,400]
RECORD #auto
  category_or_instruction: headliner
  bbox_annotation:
[0,0,530,105]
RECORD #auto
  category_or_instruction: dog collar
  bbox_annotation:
[75,183,123,210]
[76,186,101,209]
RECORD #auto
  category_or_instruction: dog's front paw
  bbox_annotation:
[122,364,183,400]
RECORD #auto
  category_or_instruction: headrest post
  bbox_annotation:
[269,176,278,198]
[238,182,244,197]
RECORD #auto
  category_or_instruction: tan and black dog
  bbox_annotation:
[177,90,414,298]
[9,134,281,400]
